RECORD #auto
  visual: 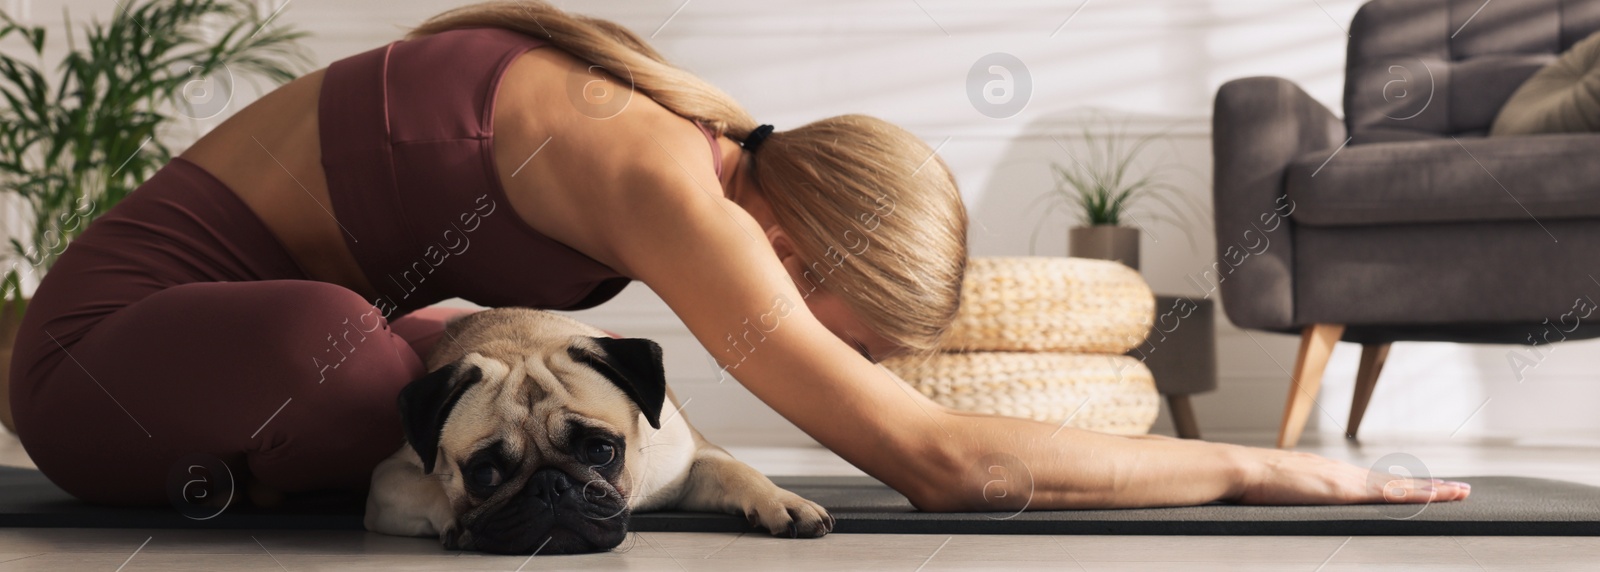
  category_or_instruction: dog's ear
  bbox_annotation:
[568,337,667,429]
[397,360,484,473]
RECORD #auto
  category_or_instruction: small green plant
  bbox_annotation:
[1030,112,1204,253]
[0,0,309,310]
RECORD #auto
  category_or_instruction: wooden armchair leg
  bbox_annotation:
[1277,324,1345,449]
[1166,394,1201,439]
[1346,343,1391,440]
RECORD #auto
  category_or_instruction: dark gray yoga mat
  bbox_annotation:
[0,468,1595,535]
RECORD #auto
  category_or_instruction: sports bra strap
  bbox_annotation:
[694,120,723,179]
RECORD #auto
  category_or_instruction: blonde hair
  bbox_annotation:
[411,2,968,354]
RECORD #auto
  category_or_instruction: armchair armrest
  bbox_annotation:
[1210,77,1346,331]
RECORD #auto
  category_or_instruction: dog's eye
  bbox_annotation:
[580,438,616,467]
[468,461,503,489]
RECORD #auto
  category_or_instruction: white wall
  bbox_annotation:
[9,0,1599,446]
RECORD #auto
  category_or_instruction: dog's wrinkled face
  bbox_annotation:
[397,309,667,555]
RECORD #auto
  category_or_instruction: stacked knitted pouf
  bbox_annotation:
[881,257,1160,435]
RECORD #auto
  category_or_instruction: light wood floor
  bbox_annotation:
[0,431,1595,571]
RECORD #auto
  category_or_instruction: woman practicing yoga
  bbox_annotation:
[9,1,1468,510]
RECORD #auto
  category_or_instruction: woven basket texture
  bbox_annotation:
[940,257,1154,353]
[883,351,1159,435]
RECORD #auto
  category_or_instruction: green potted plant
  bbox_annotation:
[0,0,308,431]
[1033,113,1200,270]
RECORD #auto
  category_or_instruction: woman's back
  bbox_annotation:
[179,27,727,314]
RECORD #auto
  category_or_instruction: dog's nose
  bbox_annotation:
[527,468,574,506]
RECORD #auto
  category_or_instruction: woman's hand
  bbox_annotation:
[1234,448,1471,505]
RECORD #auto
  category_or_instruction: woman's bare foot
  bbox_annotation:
[1234,448,1471,505]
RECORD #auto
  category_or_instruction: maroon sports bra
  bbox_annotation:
[318,27,723,319]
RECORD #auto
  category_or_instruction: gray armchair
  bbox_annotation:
[1213,0,1600,448]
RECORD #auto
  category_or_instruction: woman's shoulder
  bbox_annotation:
[489,48,732,275]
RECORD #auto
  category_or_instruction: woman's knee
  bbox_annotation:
[226,281,424,435]
[390,305,480,361]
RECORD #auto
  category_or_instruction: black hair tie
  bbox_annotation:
[744,124,775,152]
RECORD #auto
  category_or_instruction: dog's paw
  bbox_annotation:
[743,491,834,538]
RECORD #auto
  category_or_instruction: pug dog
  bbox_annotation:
[363,308,833,554]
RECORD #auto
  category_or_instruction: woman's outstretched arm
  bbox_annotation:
[565,117,1468,511]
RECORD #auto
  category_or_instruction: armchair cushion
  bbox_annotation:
[1491,30,1600,136]
[1284,133,1600,226]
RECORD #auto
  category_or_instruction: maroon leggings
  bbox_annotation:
[9,159,472,506]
